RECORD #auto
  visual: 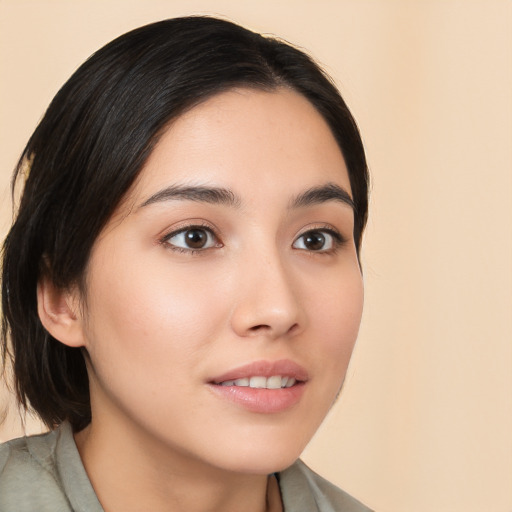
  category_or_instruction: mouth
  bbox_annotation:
[217,375,297,389]
[208,360,308,413]
[210,359,308,387]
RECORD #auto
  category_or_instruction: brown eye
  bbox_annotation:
[184,229,208,249]
[303,231,326,251]
[293,229,340,252]
[164,226,218,251]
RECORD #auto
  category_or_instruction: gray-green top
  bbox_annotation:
[0,423,372,511]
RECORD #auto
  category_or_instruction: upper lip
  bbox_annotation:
[210,359,309,384]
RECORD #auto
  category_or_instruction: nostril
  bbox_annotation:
[288,323,300,335]
[249,324,270,332]
[247,323,300,336]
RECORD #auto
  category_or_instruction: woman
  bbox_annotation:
[0,16,371,512]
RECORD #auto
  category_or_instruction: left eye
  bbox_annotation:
[164,227,218,251]
[292,230,338,252]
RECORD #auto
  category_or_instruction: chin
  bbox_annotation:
[221,452,302,476]
[206,427,314,476]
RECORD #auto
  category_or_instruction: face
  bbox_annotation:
[76,88,363,475]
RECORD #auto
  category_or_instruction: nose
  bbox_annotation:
[229,249,305,340]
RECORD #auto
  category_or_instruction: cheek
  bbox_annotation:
[81,251,223,366]
[307,267,364,371]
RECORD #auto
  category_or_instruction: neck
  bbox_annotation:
[74,418,283,512]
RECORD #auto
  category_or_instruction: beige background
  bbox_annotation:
[1,1,511,511]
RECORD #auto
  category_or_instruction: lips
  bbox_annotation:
[208,359,308,413]
[219,376,296,389]
[210,359,309,384]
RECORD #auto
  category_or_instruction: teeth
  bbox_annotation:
[219,376,297,389]
[266,376,282,389]
[249,376,267,388]
[285,378,296,388]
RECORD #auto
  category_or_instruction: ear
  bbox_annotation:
[37,275,86,348]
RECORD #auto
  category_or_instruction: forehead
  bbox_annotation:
[128,87,351,208]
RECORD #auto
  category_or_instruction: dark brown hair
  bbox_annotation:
[1,16,369,431]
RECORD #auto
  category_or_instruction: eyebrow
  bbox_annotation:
[139,182,354,211]
[289,182,355,211]
[140,185,241,209]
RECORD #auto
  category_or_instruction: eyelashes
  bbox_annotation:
[292,228,345,252]
[160,223,222,254]
[160,223,347,255]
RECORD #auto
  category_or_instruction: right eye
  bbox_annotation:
[162,226,220,252]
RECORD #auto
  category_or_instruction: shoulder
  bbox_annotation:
[0,423,93,512]
[278,459,373,512]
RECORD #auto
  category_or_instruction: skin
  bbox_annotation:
[38,87,364,512]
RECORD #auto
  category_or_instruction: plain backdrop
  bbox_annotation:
[0,1,511,511]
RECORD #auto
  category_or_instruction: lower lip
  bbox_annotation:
[208,382,306,414]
